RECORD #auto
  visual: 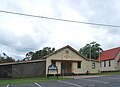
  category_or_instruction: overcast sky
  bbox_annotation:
[0,0,120,60]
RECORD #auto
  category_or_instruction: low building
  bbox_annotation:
[0,45,100,78]
[98,47,120,72]
[45,45,99,75]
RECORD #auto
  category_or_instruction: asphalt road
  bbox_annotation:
[1,75,120,87]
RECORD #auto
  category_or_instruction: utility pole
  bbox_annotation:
[99,48,101,73]
[89,45,92,73]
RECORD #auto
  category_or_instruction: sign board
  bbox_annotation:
[47,64,58,79]
[48,65,57,70]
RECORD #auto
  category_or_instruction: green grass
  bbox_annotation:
[0,77,70,86]
[88,71,120,76]
[99,71,120,75]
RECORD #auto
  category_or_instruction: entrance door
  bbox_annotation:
[61,61,72,75]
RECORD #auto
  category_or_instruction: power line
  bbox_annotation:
[0,10,120,28]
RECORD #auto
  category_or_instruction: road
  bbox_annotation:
[1,75,120,87]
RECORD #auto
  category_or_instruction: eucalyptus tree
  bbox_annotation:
[79,41,103,60]
[26,47,55,60]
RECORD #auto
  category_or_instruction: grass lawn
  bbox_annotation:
[0,77,70,86]
[0,71,120,86]
[98,71,120,75]
[86,71,120,76]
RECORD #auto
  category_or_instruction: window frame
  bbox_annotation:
[77,61,81,69]
[92,62,95,69]
[104,61,106,67]
[108,60,111,67]
[100,62,102,67]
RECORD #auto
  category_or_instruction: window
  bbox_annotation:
[51,61,56,65]
[109,60,111,67]
[104,61,106,67]
[77,61,81,69]
[92,63,95,69]
[100,62,102,67]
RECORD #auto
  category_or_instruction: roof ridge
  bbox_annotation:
[44,45,98,62]
[103,47,120,52]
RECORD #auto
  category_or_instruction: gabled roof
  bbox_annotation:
[44,45,98,62]
[98,47,120,61]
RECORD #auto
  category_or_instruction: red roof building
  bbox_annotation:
[98,47,120,72]
[98,47,120,61]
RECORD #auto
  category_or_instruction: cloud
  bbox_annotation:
[0,0,119,60]
[0,14,50,59]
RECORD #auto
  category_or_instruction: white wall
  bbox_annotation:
[114,51,120,70]
[101,60,115,71]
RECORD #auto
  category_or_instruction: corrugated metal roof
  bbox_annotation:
[0,59,46,65]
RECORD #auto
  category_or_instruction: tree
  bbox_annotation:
[23,51,34,60]
[0,56,5,63]
[0,53,15,63]
[79,41,103,60]
[30,47,55,60]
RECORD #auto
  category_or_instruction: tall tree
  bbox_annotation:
[30,47,55,60]
[23,51,34,60]
[79,41,103,60]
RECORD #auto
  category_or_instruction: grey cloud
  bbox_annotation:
[70,0,117,23]
[69,0,120,34]
[0,27,49,59]
[0,28,17,46]
[0,0,119,60]
[108,28,120,34]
